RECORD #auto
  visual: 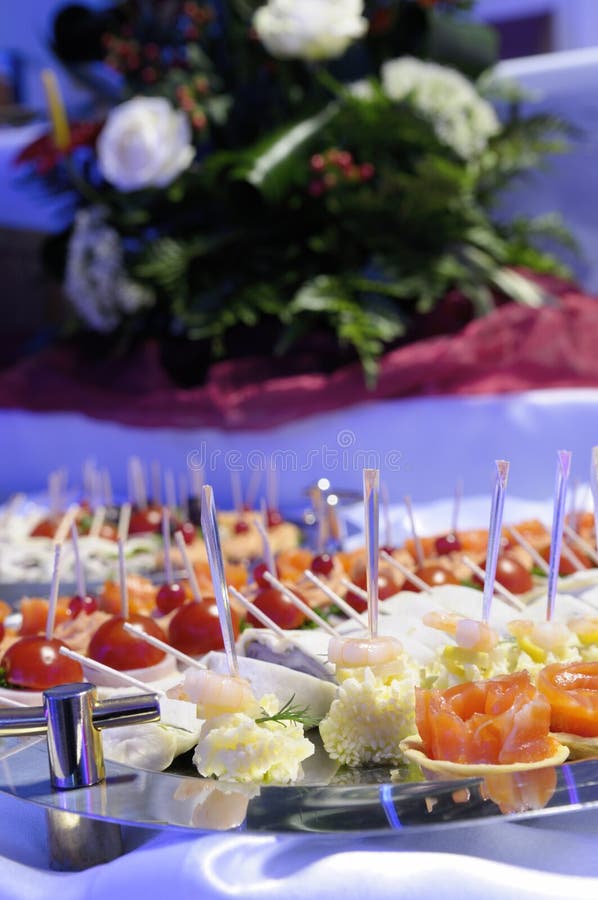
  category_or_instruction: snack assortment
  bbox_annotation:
[1,461,598,820]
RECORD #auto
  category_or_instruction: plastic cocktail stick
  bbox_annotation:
[451,477,464,536]
[563,523,598,566]
[254,517,276,576]
[174,530,203,601]
[162,508,173,585]
[507,525,549,575]
[117,502,131,543]
[363,469,380,639]
[591,447,598,553]
[262,571,339,636]
[117,538,129,621]
[201,485,240,677]
[45,543,63,640]
[481,460,509,624]
[379,551,433,594]
[70,522,86,598]
[89,505,106,539]
[546,450,572,622]
[404,494,424,566]
[231,471,244,514]
[303,570,366,625]
[164,470,177,512]
[122,623,205,671]
[381,482,393,548]
[461,555,524,613]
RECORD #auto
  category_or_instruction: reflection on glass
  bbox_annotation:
[173,778,260,830]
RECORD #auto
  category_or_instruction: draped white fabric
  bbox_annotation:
[1,790,598,899]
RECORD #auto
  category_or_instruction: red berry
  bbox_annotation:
[311,553,334,576]
[253,561,275,589]
[234,520,250,534]
[310,153,325,172]
[435,533,462,556]
[68,594,99,618]
[156,582,187,614]
[360,163,375,180]
[180,522,195,545]
[267,509,283,528]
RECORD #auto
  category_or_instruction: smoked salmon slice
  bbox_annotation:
[415,671,560,765]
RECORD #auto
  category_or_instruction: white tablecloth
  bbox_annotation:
[1,789,598,899]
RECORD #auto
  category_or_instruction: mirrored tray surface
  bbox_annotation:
[2,734,598,837]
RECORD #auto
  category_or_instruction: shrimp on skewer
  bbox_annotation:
[423,611,499,653]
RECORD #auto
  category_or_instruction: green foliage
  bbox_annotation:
[41,0,577,383]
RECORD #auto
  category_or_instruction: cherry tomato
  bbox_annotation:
[434,533,462,555]
[473,556,533,594]
[168,599,239,655]
[344,586,367,613]
[402,564,460,592]
[155,582,187,615]
[253,562,279,589]
[247,587,306,630]
[233,520,250,535]
[180,522,196,544]
[128,508,162,535]
[88,614,167,670]
[1,636,83,690]
[538,545,590,576]
[352,566,399,600]
[267,509,283,528]
[29,516,60,538]
[68,594,99,618]
[311,553,334,576]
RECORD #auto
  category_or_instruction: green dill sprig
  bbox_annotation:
[255,694,320,730]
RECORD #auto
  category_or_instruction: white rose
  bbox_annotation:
[253,0,368,61]
[97,96,194,191]
[381,56,500,159]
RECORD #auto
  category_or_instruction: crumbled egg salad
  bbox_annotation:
[193,693,315,784]
[319,636,419,767]
[173,669,315,784]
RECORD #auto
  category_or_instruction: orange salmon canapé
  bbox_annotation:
[415,671,561,766]
[537,661,598,737]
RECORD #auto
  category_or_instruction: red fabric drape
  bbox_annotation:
[1,275,597,431]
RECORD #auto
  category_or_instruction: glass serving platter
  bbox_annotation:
[1,731,598,837]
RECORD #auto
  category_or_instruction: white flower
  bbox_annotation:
[98,96,194,191]
[381,56,500,159]
[253,0,368,61]
[65,207,154,332]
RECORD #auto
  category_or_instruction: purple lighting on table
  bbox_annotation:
[380,784,403,830]
[562,765,580,807]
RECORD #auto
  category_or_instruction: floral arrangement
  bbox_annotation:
[18,0,574,384]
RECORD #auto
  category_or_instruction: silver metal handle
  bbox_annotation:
[0,682,160,790]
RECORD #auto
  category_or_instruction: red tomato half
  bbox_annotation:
[2,636,83,690]
[88,614,167,670]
